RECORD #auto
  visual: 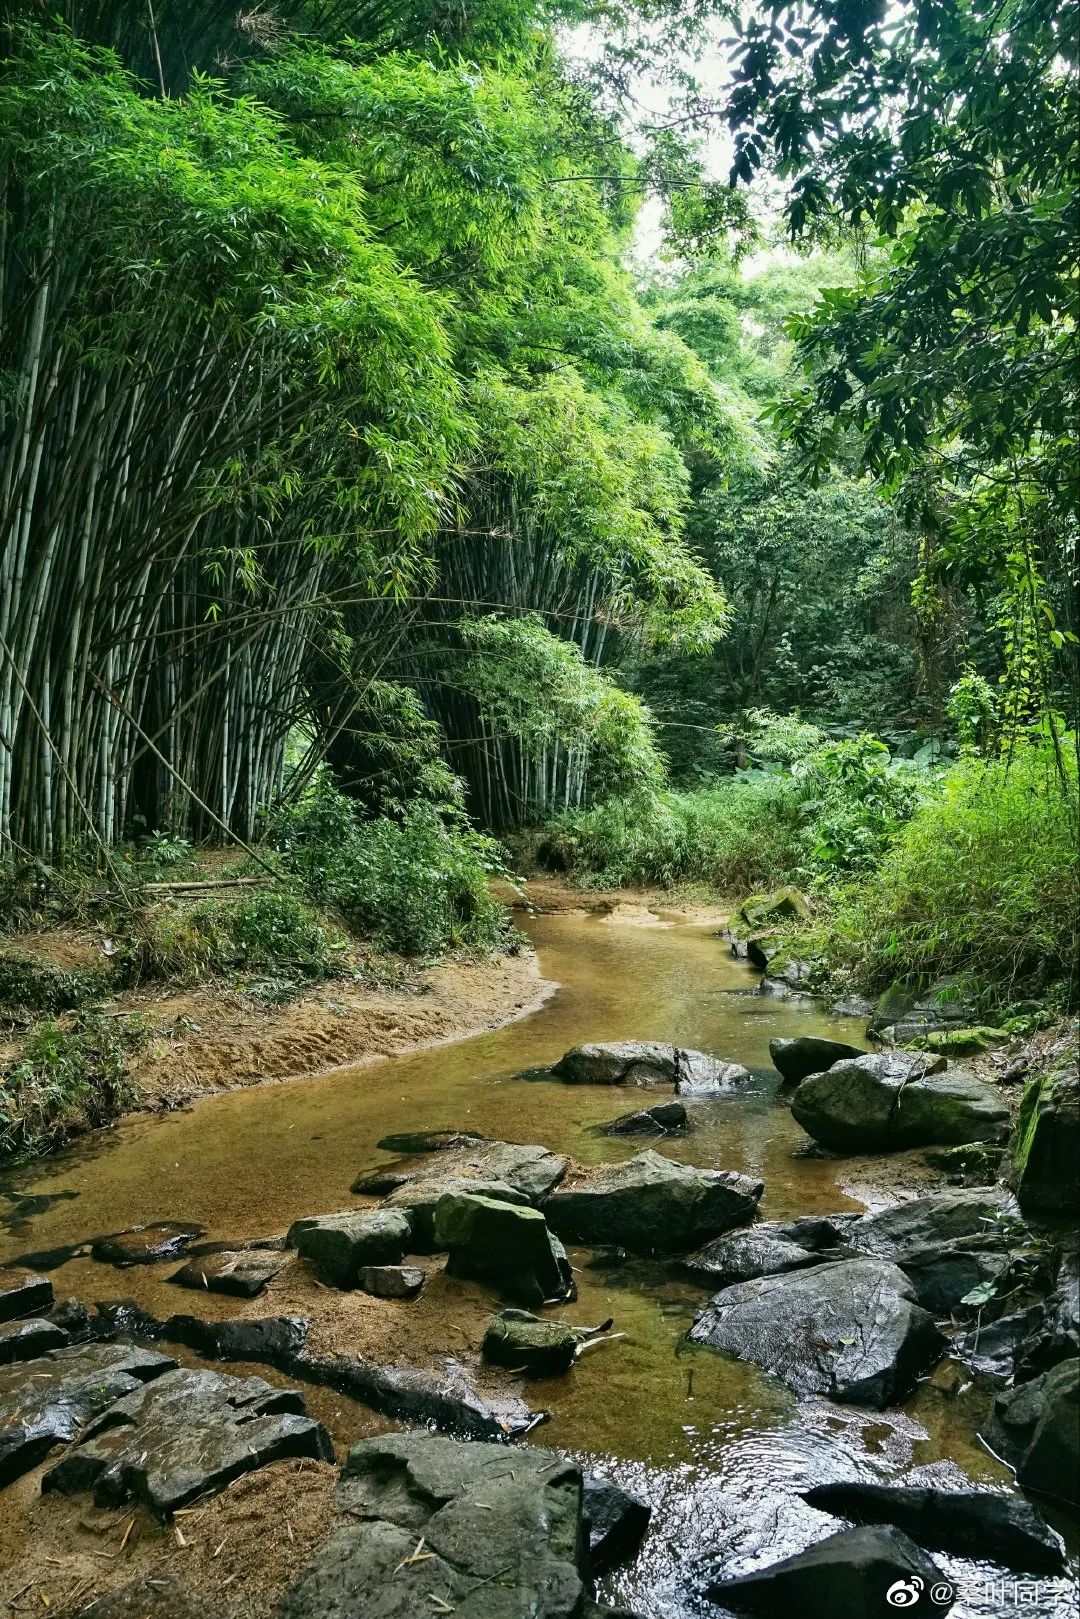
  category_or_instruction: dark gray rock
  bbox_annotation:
[923,1142,1005,1185]
[900,1245,1014,1314]
[600,1101,688,1136]
[801,1481,1064,1572]
[286,1209,412,1287]
[280,1432,584,1619]
[545,1150,762,1254]
[790,1052,1009,1150]
[583,1475,650,1573]
[709,1524,954,1618]
[163,1313,310,1366]
[981,1358,1080,1505]
[770,1036,865,1086]
[434,1191,573,1307]
[88,1300,165,1342]
[0,1340,176,1486]
[891,975,979,1042]
[170,1247,288,1297]
[761,955,824,996]
[296,1351,545,1440]
[356,1264,425,1299]
[1016,1253,1080,1378]
[683,1227,822,1289]
[376,1129,489,1153]
[1011,1064,1079,1216]
[0,1268,53,1323]
[687,1258,944,1406]
[0,1316,69,1363]
[552,1041,746,1091]
[382,1174,531,1251]
[844,1188,1022,1259]
[90,1223,204,1266]
[353,1139,566,1206]
[43,1365,333,1516]
[483,1308,583,1376]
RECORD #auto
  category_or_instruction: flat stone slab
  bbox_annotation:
[709,1524,953,1619]
[43,1365,333,1516]
[376,1129,489,1153]
[356,1264,425,1300]
[162,1313,310,1365]
[802,1481,1065,1572]
[770,1035,865,1085]
[0,1340,176,1486]
[281,1432,584,1619]
[545,1150,763,1253]
[353,1139,566,1205]
[0,1316,69,1363]
[0,1268,54,1323]
[287,1209,412,1287]
[600,1101,688,1136]
[687,1257,944,1406]
[91,1223,204,1266]
[171,1247,288,1297]
[790,1052,1009,1150]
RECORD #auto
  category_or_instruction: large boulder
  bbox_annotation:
[0,1268,53,1323]
[551,1042,747,1091]
[1011,1063,1079,1216]
[545,1151,763,1253]
[980,1358,1080,1507]
[286,1209,412,1287]
[708,1525,953,1619]
[687,1258,944,1406]
[280,1432,585,1619]
[790,1051,1009,1150]
[0,1341,177,1486]
[352,1138,565,1206]
[43,1365,333,1516]
[843,1188,1022,1260]
[801,1482,1064,1572]
[769,1036,865,1086]
[433,1191,573,1307]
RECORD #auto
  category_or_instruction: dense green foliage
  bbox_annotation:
[0,1012,141,1158]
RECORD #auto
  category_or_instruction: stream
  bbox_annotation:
[1,907,1077,1616]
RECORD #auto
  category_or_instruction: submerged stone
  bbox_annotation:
[545,1150,763,1253]
[91,1223,204,1266]
[600,1101,689,1136]
[296,1350,544,1440]
[708,1524,953,1619]
[43,1365,332,1516]
[687,1257,944,1407]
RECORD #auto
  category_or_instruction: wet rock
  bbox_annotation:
[286,1209,412,1287]
[89,1300,165,1341]
[899,1244,1014,1314]
[43,1364,333,1516]
[801,1481,1065,1572]
[683,1226,823,1289]
[91,1222,204,1267]
[843,1187,1022,1260]
[583,1475,651,1572]
[47,1298,93,1340]
[382,1174,531,1251]
[0,1316,69,1363]
[545,1150,763,1254]
[356,1264,425,1300]
[687,1258,944,1406]
[953,1305,1048,1380]
[282,1432,583,1619]
[600,1101,689,1136]
[163,1313,310,1366]
[923,1142,1005,1185]
[296,1350,545,1440]
[790,1051,1009,1151]
[1016,1253,1080,1378]
[376,1129,488,1153]
[1011,1063,1079,1216]
[0,1340,176,1486]
[738,888,811,929]
[830,994,875,1019]
[769,1036,865,1086]
[353,1138,565,1205]
[675,1052,752,1096]
[761,953,825,996]
[170,1247,288,1298]
[981,1358,1080,1506]
[710,1524,953,1617]
[434,1191,573,1307]
[483,1308,583,1375]
[0,1267,53,1322]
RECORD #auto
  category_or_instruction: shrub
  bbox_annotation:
[274,775,509,956]
[0,1013,143,1161]
[821,745,1078,1006]
[125,889,339,983]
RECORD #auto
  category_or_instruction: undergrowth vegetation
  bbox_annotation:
[0,1013,144,1160]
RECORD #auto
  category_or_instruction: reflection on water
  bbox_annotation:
[1,910,1076,1616]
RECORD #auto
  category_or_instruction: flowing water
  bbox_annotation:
[1,908,1076,1616]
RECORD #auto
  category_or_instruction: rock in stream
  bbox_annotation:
[545,1150,763,1253]
[790,1051,1009,1150]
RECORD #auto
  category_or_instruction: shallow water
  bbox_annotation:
[1,909,1077,1616]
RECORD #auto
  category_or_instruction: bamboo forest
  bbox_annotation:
[0,2,1076,1616]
